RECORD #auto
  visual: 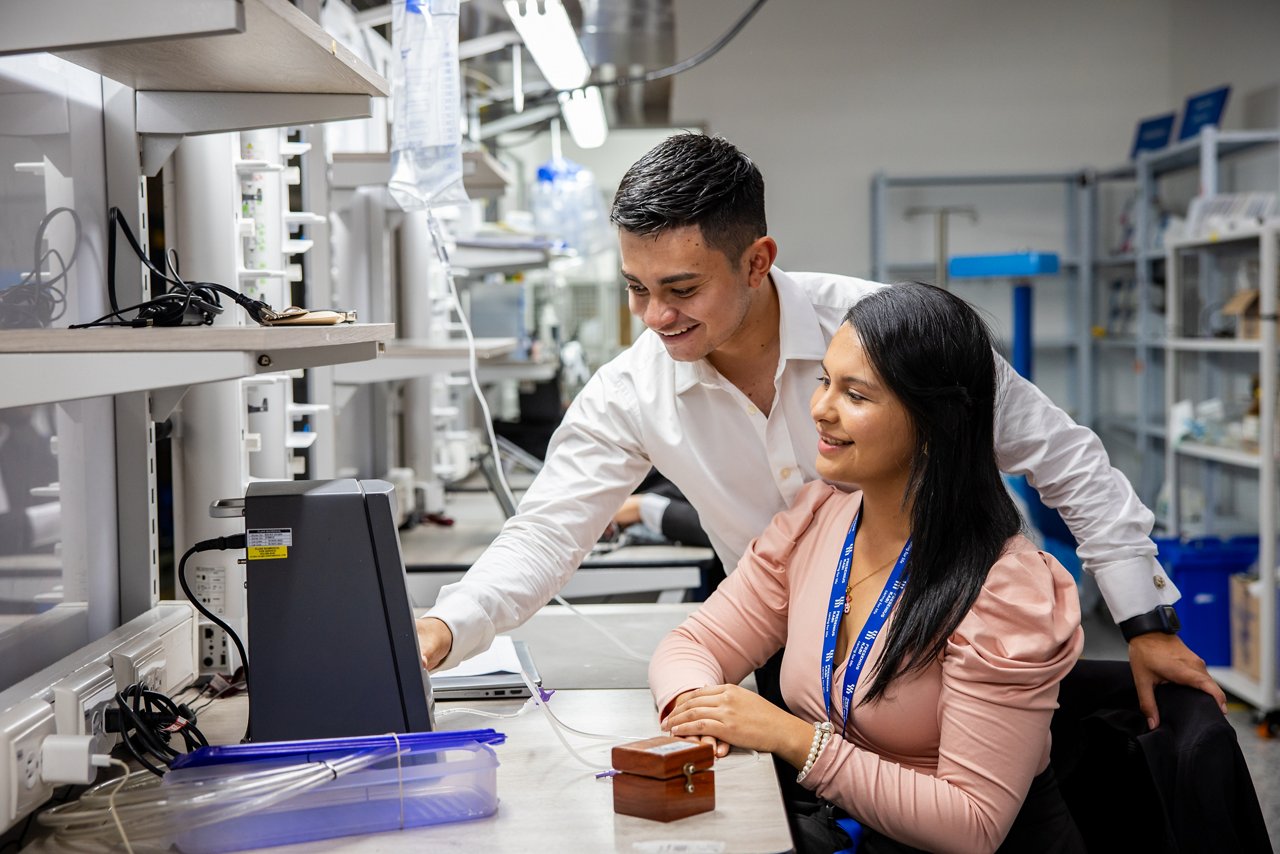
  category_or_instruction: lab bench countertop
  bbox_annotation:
[174,603,789,853]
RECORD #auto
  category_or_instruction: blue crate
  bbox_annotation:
[1155,537,1258,666]
[947,252,1060,279]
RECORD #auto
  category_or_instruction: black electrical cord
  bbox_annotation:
[510,0,769,112]
[109,683,209,777]
[594,0,770,89]
[0,207,80,329]
[177,535,252,742]
[73,207,279,329]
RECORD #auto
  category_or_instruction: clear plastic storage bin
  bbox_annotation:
[163,730,505,853]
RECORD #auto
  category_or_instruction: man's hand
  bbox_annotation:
[664,684,813,768]
[614,494,644,528]
[1128,632,1227,729]
[415,616,453,670]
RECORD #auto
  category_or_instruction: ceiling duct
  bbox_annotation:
[343,0,676,134]
[458,0,675,132]
[576,0,675,128]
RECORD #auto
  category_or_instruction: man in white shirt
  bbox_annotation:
[418,133,1224,728]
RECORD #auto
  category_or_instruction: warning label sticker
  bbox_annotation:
[247,528,292,547]
[248,546,288,561]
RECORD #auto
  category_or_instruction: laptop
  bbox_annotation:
[430,637,543,701]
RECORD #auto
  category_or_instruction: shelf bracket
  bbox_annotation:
[141,134,183,178]
[149,385,191,423]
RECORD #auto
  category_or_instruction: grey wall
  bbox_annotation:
[669,0,1277,277]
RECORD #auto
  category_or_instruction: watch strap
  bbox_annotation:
[1118,605,1180,642]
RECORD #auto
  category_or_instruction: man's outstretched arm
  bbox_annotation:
[990,357,1225,725]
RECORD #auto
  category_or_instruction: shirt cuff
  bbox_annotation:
[638,493,672,533]
[424,593,497,672]
[1093,555,1181,624]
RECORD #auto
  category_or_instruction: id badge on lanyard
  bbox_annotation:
[819,511,911,733]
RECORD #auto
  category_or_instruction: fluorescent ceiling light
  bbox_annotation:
[503,0,591,91]
[558,86,608,149]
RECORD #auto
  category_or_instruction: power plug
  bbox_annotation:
[41,735,113,786]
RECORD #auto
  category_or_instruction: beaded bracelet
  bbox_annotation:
[796,720,834,782]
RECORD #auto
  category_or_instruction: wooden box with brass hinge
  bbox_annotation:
[611,736,715,822]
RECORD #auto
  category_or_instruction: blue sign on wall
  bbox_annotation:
[1129,112,1176,159]
[1177,85,1231,141]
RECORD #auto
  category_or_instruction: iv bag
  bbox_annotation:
[389,0,469,210]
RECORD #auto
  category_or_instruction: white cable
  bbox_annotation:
[435,698,538,720]
[105,758,134,854]
[422,214,656,667]
[516,666,611,772]
[551,593,651,662]
[424,212,517,507]
[38,748,396,846]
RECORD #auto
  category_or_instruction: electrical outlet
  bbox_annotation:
[0,698,57,834]
[156,606,199,693]
[199,620,230,675]
[111,637,165,692]
[51,664,119,755]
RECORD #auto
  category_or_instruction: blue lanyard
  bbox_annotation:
[820,511,911,731]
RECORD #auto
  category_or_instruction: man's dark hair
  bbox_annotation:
[610,132,766,263]
[844,282,1023,705]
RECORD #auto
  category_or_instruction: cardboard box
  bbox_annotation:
[1222,289,1261,340]
[1230,573,1260,681]
[1229,572,1279,683]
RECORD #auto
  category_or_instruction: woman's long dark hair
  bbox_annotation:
[848,281,1023,705]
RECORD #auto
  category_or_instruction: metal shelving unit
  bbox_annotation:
[870,169,1093,425]
[1164,224,1279,712]
[1086,128,1280,511]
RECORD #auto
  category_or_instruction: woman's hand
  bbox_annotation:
[664,684,813,767]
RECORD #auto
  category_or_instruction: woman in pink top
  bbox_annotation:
[650,281,1085,853]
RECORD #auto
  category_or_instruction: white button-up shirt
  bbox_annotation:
[428,268,1175,667]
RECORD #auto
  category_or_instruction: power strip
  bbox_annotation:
[0,603,198,834]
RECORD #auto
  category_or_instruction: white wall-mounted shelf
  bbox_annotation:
[1170,226,1274,251]
[4,0,389,174]
[0,1,243,57]
[331,150,513,199]
[1174,441,1264,469]
[1,323,394,409]
[332,337,518,384]
[48,0,387,97]
[1166,337,1264,354]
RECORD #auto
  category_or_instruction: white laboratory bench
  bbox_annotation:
[88,603,791,854]
[399,489,716,606]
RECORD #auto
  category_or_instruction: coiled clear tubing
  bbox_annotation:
[37,747,397,848]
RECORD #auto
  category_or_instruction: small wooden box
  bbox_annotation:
[611,736,715,822]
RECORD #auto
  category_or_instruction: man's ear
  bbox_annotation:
[743,236,778,288]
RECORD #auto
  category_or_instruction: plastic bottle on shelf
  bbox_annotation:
[530,157,609,255]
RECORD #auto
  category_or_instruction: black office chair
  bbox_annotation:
[1050,659,1271,853]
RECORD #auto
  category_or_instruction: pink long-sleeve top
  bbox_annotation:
[649,481,1083,854]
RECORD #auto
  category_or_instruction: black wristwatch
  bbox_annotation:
[1118,605,1180,642]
